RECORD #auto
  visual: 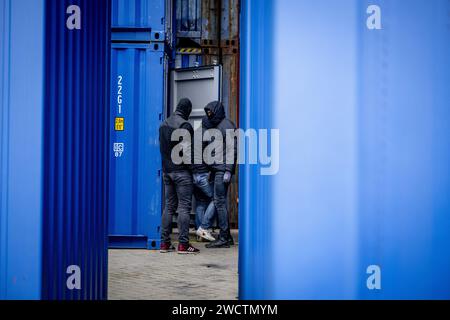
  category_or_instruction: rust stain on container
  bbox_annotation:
[220,0,240,227]
[221,0,240,43]
[222,51,240,228]
[201,0,220,46]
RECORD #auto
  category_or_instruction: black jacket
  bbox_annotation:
[192,122,210,174]
[202,101,237,174]
[159,99,194,173]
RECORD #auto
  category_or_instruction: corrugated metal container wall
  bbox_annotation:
[176,0,201,38]
[0,0,110,300]
[109,43,164,249]
[240,0,450,299]
[221,0,239,44]
[221,0,240,227]
[175,0,220,67]
[112,0,165,29]
[109,0,166,250]
[42,0,110,300]
[201,0,220,46]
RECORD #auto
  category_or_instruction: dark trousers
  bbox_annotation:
[161,171,193,245]
[213,171,230,239]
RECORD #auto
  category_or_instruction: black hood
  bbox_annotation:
[203,101,225,129]
[175,98,192,120]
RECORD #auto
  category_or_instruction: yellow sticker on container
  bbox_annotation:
[115,117,124,131]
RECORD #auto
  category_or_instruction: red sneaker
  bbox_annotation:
[177,243,200,254]
[160,242,175,253]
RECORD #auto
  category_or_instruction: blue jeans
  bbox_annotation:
[193,172,216,230]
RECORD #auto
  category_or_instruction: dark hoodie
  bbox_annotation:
[193,101,225,173]
[175,98,192,121]
[159,99,194,173]
[203,101,226,129]
[200,101,237,174]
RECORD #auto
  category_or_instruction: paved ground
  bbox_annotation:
[108,230,238,300]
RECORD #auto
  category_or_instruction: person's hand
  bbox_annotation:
[223,171,232,184]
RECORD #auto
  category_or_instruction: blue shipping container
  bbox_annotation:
[112,0,166,30]
[240,0,450,299]
[0,0,110,300]
[108,0,167,250]
[109,43,165,249]
[111,0,171,44]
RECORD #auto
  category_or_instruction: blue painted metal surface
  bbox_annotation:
[41,0,110,300]
[0,0,45,300]
[112,0,165,30]
[1,0,110,300]
[239,0,274,300]
[270,0,360,300]
[240,0,450,299]
[109,43,164,250]
[356,0,450,299]
[109,0,165,250]
[111,0,170,44]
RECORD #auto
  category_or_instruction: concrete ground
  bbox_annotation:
[108,230,238,300]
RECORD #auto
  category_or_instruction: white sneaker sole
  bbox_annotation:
[177,251,200,255]
[196,229,215,242]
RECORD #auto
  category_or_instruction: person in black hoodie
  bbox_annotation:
[192,107,219,242]
[202,101,237,249]
[159,98,199,254]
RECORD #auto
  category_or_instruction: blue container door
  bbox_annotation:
[109,0,166,250]
[109,43,164,249]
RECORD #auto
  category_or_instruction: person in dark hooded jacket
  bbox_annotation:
[202,101,237,248]
[191,105,221,242]
[159,98,199,254]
